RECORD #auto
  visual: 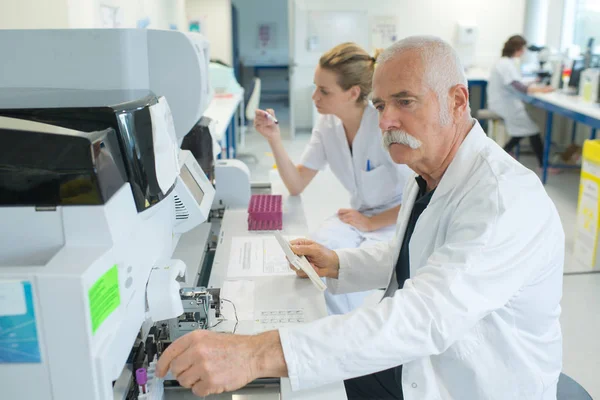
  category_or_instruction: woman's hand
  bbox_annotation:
[254,108,281,142]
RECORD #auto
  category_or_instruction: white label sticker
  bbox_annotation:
[0,282,26,317]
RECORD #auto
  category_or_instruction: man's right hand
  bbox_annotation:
[254,108,281,142]
[289,239,340,279]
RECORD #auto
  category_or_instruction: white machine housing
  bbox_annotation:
[174,150,216,234]
[213,159,252,209]
[0,29,212,143]
[0,29,213,400]
[0,119,175,399]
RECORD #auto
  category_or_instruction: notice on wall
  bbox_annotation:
[370,15,398,51]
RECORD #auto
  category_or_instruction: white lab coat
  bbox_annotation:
[300,103,411,315]
[487,57,540,137]
[279,122,564,399]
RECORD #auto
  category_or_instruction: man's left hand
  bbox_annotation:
[156,330,287,397]
[338,208,372,232]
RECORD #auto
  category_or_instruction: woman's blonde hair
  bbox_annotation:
[319,43,383,103]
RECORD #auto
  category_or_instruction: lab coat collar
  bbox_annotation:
[431,120,487,202]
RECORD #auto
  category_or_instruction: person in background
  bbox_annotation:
[254,43,411,315]
[487,34,556,173]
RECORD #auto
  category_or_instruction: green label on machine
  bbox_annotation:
[88,265,120,335]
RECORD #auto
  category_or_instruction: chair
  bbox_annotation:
[557,373,592,399]
[245,77,261,122]
[476,108,520,159]
[236,77,261,163]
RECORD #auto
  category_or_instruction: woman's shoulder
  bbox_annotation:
[314,112,339,132]
[493,57,513,69]
[361,102,380,126]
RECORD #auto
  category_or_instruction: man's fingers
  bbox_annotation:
[287,259,307,277]
[295,267,308,278]
[290,238,313,246]
[192,380,213,397]
[176,363,204,389]
[156,333,193,377]
[291,244,319,257]
[169,349,198,377]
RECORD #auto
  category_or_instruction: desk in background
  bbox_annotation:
[515,91,600,183]
[203,91,245,159]
[466,67,490,131]
[466,67,490,111]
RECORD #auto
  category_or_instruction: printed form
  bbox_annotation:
[227,235,301,278]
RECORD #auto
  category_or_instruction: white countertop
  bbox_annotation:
[203,92,244,142]
[201,175,347,400]
[529,91,600,121]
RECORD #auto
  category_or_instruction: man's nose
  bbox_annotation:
[378,107,400,132]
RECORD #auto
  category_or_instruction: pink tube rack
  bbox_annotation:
[248,194,282,231]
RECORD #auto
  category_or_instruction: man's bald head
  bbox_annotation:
[371,36,473,183]
[376,36,470,125]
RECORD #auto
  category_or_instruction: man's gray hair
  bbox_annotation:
[377,36,469,125]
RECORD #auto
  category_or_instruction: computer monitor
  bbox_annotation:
[569,58,585,91]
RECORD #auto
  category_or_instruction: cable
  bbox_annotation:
[221,298,239,334]
[208,319,225,330]
[221,299,238,322]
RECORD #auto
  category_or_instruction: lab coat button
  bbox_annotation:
[411,383,417,388]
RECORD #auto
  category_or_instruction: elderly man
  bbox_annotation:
[156,36,564,400]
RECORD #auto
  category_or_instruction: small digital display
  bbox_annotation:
[180,164,204,206]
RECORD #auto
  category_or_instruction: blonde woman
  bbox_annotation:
[255,43,411,315]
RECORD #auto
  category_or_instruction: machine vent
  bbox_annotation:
[174,194,190,221]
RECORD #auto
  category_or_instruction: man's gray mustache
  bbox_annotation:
[383,130,422,150]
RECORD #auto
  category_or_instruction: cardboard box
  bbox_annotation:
[575,139,600,269]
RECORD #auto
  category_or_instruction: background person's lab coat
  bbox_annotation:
[487,57,539,137]
[300,103,411,315]
[279,123,564,399]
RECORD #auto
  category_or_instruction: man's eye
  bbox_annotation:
[375,104,384,112]
[398,99,413,106]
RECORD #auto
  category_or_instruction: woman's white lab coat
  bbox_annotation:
[487,57,539,137]
[279,123,564,399]
[301,103,411,315]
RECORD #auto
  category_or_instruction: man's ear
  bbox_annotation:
[451,84,470,117]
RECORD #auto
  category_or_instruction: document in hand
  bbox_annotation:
[273,231,327,292]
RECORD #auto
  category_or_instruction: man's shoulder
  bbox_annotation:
[463,142,549,208]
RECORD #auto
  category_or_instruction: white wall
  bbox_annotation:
[186,0,232,64]
[0,0,184,30]
[546,0,566,49]
[67,0,183,29]
[290,0,528,130]
[231,0,289,66]
[0,0,70,29]
[292,0,526,68]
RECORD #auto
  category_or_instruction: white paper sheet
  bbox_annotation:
[220,280,255,321]
[227,236,299,278]
[150,97,179,194]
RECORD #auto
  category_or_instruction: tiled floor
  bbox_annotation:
[238,101,600,398]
